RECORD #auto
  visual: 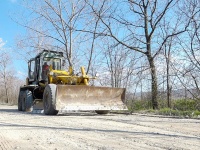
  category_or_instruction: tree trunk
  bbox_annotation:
[147,55,158,109]
[5,85,9,103]
[3,70,9,103]
[166,59,171,108]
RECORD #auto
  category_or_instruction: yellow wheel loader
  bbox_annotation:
[18,50,127,115]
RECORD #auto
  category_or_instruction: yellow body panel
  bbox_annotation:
[48,66,90,85]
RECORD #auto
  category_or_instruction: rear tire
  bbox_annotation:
[43,84,58,115]
[25,90,33,112]
[21,93,26,111]
[95,110,110,115]
[18,91,23,111]
[20,90,33,112]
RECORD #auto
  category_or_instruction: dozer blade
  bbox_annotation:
[55,85,127,111]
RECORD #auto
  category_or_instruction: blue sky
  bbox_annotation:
[0,0,24,46]
[0,0,27,78]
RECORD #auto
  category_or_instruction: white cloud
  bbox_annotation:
[17,71,26,77]
[0,38,6,49]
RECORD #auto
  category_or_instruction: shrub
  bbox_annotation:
[193,110,200,116]
[127,99,151,112]
[173,99,196,111]
[126,99,200,118]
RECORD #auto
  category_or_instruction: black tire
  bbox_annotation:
[21,92,26,111]
[18,91,23,111]
[43,84,58,115]
[25,90,33,112]
[95,110,110,115]
[20,90,34,112]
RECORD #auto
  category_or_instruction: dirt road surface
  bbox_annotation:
[0,105,199,150]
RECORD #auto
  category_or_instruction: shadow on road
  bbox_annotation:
[0,121,199,141]
[0,104,19,113]
[0,105,115,116]
[0,109,18,113]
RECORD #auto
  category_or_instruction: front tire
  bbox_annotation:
[43,84,58,115]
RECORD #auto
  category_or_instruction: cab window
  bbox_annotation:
[29,60,35,80]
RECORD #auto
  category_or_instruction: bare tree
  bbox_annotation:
[103,43,137,88]
[86,0,189,109]
[160,15,183,107]
[16,0,92,68]
[175,0,200,101]
[0,39,21,105]
[0,53,14,103]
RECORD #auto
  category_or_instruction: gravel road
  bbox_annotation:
[0,105,199,150]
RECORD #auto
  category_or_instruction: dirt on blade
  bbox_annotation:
[0,105,199,150]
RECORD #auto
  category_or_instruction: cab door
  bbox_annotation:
[28,59,36,82]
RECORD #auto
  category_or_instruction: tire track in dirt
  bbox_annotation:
[100,115,200,137]
[0,132,13,150]
[89,116,200,150]
[43,115,173,149]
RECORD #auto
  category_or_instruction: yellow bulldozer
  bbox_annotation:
[18,50,127,115]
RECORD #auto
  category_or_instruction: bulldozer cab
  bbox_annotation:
[28,50,64,84]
